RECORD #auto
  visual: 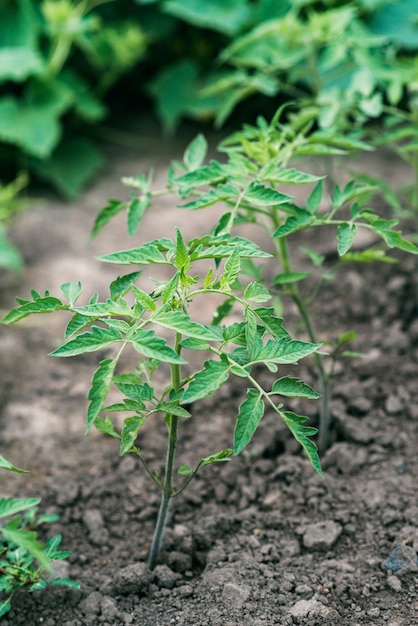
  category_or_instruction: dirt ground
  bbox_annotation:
[0,139,417,626]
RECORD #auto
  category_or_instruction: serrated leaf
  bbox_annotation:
[151,308,222,341]
[0,598,11,617]
[161,272,180,305]
[221,248,241,288]
[271,376,320,399]
[73,299,133,318]
[155,402,191,418]
[174,228,190,271]
[120,415,146,456]
[245,307,257,350]
[1,296,66,324]
[180,184,236,210]
[243,281,271,302]
[251,338,320,365]
[91,200,127,239]
[307,180,323,214]
[273,210,314,237]
[175,160,227,189]
[273,272,310,285]
[94,416,120,438]
[86,358,117,433]
[282,411,322,476]
[183,134,208,170]
[109,272,142,301]
[244,181,293,206]
[253,307,290,340]
[132,285,156,311]
[0,497,40,520]
[259,164,323,185]
[337,223,357,256]
[50,326,122,357]
[65,312,92,338]
[180,337,211,351]
[127,194,151,237]
[97,239,175,265]
[60,282,82,306]
[182,358,230,403]
[234,388,264,455]
[130,329,187,364]
[45,577,80,589]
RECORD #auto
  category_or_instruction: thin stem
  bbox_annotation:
[272,213,331,452]
[147,333,182,570]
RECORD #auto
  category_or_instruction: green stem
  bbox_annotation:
[273,217,331,453]
[147,333,182,570]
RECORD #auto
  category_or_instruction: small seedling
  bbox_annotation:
[2,229,322,569]
[97,122,418,452]
[0,458,78,616]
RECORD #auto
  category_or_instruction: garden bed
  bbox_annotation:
[0,142,417,626]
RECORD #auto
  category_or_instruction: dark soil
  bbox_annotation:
[0,143,417,626]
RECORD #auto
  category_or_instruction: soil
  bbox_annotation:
[0,139,417,626]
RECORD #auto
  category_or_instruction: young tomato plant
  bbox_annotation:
[97,118,418,453]
[0,458,78,616]
[2,230,322,569]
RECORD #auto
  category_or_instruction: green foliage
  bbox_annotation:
[0,503,79,617]
[0,458,78,616]
[0,173,28,274]
[0,0,146,196]
[2,210,324,567]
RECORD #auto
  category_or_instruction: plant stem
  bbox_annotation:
[274,225,331,453]
[147,333,182,570]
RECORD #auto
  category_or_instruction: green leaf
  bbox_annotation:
[120,415,146,455]
[97,239,175,265]
[178,464,193,475]
[250,338,320,365]
[273,272,310,285]
[50,326,122,357]
[0,228,22,273]
[155,402,191,418]
[1,296,66,324]
[163,0,251,36]
[86,358,117,433]
[110,272,142,301]
[253,307,289,340]
[244,307,257,349]
[244,181,293,206]
[175,160,227,189]
[1,526,51,570]
[132,285,156,312]
[91,200,127,239]
[221,248,241,288]
[130,329,187,364]
[307,180,323,214]
[282,411,322,476]
[94,416,120,438]
[271,376,320,399]
[60,282,82,306]
[0,47,44,82]
[273,210,314,237]
[151,308,222,341]
[196,448,233,469]
[243,282,271,302]
[234,388,264,455]
[260,164,323,185]
[179,184,237,211]
[337,223,357,256]
[174,228,190,271]
[0,498,40,520]
[0,455,28,474]
[182,358,230,403]
[184,134,208,170]
[127,194,151,237]
[0,598,11,617]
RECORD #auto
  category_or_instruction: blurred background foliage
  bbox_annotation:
[0,0,418,271]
